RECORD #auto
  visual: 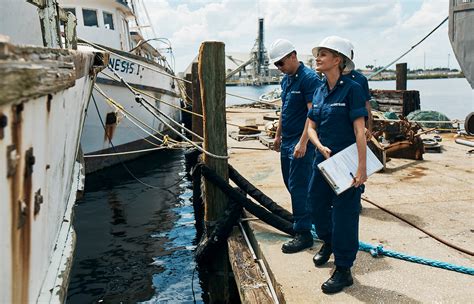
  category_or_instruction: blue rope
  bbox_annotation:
[359,242,474,276]
[311,227,474,276]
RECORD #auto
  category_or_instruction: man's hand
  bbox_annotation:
[293,141,307,158]
[273,136,281,152]
[365,127,372,141]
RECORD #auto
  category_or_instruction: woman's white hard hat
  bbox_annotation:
[312,36,355,72]
[268,39,296,64]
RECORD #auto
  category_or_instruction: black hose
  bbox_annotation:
[195,200,243,263]
[200,165,295,236]
[229,164,294,223]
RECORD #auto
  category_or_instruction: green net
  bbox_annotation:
[406,110,453,129]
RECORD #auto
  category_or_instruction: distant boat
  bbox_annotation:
[259,88,282,107]
[59,0,184,173]
[0,0,107,302]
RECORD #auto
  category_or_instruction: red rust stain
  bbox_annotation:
[403,166,428,180]
[9,103,31,304]
[0,112,6,140]
[46,94,52,113]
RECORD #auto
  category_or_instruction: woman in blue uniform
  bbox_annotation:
[306,36,368,294]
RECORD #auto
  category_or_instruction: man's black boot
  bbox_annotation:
[321,267,353,294]
[313,242,332,266]
[281,231,313,253]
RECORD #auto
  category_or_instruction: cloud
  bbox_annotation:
[142,0,459,72]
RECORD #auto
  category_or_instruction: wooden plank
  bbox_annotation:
[0,42,75,104]
[228,227,274,304]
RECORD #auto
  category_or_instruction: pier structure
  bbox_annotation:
[188,39,473,303]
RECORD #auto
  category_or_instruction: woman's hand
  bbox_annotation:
[317,145,332,159]
[352,166,367,187]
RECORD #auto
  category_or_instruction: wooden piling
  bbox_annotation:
[191,62,203,141]
[396,63,407,90]
[198,41,230,302]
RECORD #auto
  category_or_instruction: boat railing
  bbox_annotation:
[27,0,77,49]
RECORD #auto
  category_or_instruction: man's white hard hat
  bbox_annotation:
[268,39,296,64]
[312,36,355,72]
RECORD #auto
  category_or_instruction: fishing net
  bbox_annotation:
[406,110,453,129]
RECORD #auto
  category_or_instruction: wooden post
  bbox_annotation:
[191,62,203,141]
[396,63,407,90]
[198,41,230,302]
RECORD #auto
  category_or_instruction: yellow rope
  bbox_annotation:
[94,84,180,144]
[101,71,203,118]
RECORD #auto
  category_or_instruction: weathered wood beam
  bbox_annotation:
[228,227,274,303]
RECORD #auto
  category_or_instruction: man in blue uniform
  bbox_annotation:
[343,41,373,139]
[268,39,322,253]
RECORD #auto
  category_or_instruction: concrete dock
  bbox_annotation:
[226,107,474,303]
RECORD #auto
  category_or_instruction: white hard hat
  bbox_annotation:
[312,36,355,72]
[268,39,296,63]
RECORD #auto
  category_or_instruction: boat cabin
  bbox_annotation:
[59,0,163,63]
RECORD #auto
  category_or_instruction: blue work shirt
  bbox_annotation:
[343,70,370,101]
[308,77,368,153]
[280,62,322,146]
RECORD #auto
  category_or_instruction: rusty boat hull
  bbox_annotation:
[0,40,106,303]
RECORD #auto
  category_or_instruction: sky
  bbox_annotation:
[137,0,460,73]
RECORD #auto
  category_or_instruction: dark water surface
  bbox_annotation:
[67,150,204,303]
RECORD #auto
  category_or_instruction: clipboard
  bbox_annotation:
[317,143,383,195]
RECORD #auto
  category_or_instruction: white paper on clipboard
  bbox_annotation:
[317,143,383,195]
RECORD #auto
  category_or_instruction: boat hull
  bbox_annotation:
[82,52,182,173]
[0,42,106,303]
[449,0,474,88]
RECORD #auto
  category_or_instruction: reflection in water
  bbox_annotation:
[67,150,204,303]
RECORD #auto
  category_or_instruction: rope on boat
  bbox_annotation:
[108,68,205,141]
[100,70,202,118]
[94,84,172,144]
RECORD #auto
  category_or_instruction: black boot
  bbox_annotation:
[321,267,353,294]
[281,232,313,253]
[313,242,332,266]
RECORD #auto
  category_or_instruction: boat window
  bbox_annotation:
[64,8,76,16]
[103,12,115,30]
[83,9,98,27]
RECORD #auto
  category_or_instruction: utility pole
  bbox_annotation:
[448,53,451,70]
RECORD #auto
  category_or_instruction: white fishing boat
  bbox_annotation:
[258,88,282,107]
[0,0,107,303]
[58,0,184,173]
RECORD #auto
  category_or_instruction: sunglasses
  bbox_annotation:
[274,53,292,67]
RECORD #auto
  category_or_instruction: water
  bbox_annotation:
[227,78,473,120]
[67,150,204,303]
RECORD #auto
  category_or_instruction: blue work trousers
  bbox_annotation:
[280,141,314,233]
[309,153,362,267]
